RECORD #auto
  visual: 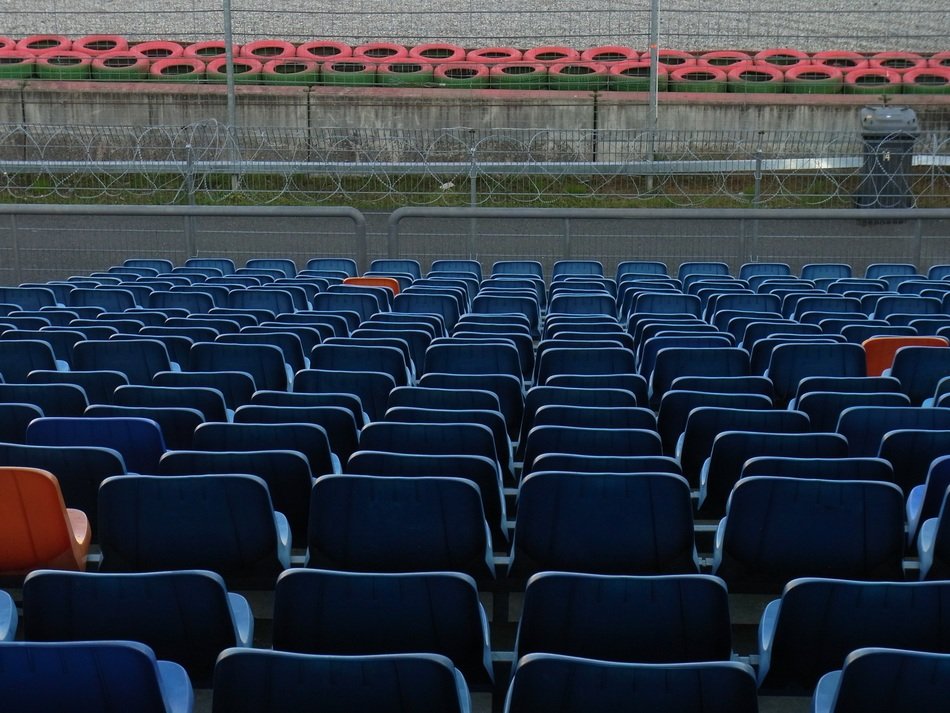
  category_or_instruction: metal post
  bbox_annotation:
[222,0,239,190]
[184,143,196,257]
[647,0,661,192]
[753,150,763,206]
[469,129,478,258]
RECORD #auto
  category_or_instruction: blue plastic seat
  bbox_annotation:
[491,260,542,279]
[886,345,950,404]
[699,432,849,517]
[0,640,193,713]
[766,342,867,405]
[510,472,697,577]
[421,341,521,384]
[919,487,950,579]
[639,335,733,380]
[294,369,396,421]
[713,477,905,593]
[418,372,523,440]
[531,453,680,474]
[741,455,895,483]
[83,404,200,451]
[0,589,16,641]
[757,577,950,692]
[114,384,227,423]
[305,257,357,276]
[657,390,772,456]
[148,290,216,313]
[22,569,252,679]
[505,653,757,713]
[616,260,668,279]
[307,475,493,579]
[877,428,950,494]
[472,294,539,336]
[813,647,950,713]
[70,339,172,385]
[534,346,635,388]
[234,403,359,464]
[515,572,730,663]
[519,385,638,448]
[836,405,950,457]
[801,263,851,280]
[907,455,950,545]
[387,385,500,416]
[213,649,469,713]
[393,292,460,331]
[193,420,337,475]
[522,425,662,477]
[368,258,421,279]
[26,415,164,474]
[273,568,492,686]
[245,258,296,277]
[0,339,60,381]
[0,286,58,310]
[0,382,86,417]
[98,474,290,581]
[650,346,750,407]
[190,341,288,392]
[797,390,911,432]
[430,259,483,280]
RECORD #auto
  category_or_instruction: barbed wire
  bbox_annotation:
[0,122,945,207]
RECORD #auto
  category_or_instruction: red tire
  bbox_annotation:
[929,51,950,69]
[409,43,466,63]
[149,58,205,82]
[184,41,241,60]
[669,65,727,91]
[0,50,35,79]
[811,50,868,70]
[206,57,263,83]
[130,41,184,59]
[353,42,408,61]
[523,46,581,63]
[727,62,783,81]
[433,62,490,87]
[581,46,638,63]
[489,61,547,89]
[241,40,296,60]
[16,35,71,55]
[548,61,608,90]
[698,50,751,68]
[784,63,844,94]
[0,37,16,52]
[842,68,902,93]
[754,48,808,68]
[870,51,927,73]
[608,60,667,91]
[902,67,950,93]
[91,51,151,80]
[73,35,129,56]
[297,41,352,60]
[643,49,696,68]
[467,47,522,63]
[262,58,320,85]
[34,51,92,80]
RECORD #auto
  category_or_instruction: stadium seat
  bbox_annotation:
[98,474,291,582]
[713,477,905,593]
[885,344,950,403]
[918,487,950,579]
[0,466,91,573]
[273,568,492,686]
[907,455,950,545]
[26,415,164,474]
[510,472,697,577]
[766,342,867,405]
[295,369,397,421]
[234,403,359,464]
[796,390,911,432]
[812,647,950,713]
[521,425,662,477]
[190,342,289,392]
[212,649,469,713]
[504,654,757,713]
[657,390,772,456]
[22,568,252,679]
[650,347,750,406]
[0,640,194,713]
[836,405,950,457]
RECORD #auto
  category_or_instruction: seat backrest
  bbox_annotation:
[767,342,867,405]
[190,342,288,392]
[98,474,287,578]
[0,339,58,381]
[506,654,757,713]
[22,568,245,677]
[192,421,336,478]
[759,578,950,691]
[212,649,468,713]
[515,572,731,663]
[0,640,185,713]
[657,390,772,456]
[234,404,359,463]
[796,390,911,432]
[888,344,950,403]
[650,347,750,406]
[714,477,905,593]
[0,466,87,573]
[522,426,662,477]
[114,384,228,423]
[741,456,894,483]
[305,257,358,276]
[837,405,950,457]
[272,568,491,685]
[26,416,165,474]
[294,369,397,421]
[511,472,697,577]
[307,475,493,579]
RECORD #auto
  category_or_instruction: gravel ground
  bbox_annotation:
[0,0,946,53]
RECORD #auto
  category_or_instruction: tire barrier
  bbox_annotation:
[548,61,607,90]
[754,48,809,68]
[902,67,950,94]
[0,50,35,79]
[241,40,296,60]
[353,42,408,61]
[434,62,490,88]
[842,67,902,94]
[321,60,376,86]
[870,51,927,73]
[669,66,727,92]
[16,35,71,55]
[296,41,352,61]
[149,57,205,82]
[811,50,869,70]
[784,64,843,93]
[34,51,92,80]
[523,46,580,63]
[205,57,263,84]
[698,50,751,68]
[376,59,434,87]
[726,63,784,93]
[0,37,14,52]
[609,60,667,91]
[130,41,184,59]
[467,47,523,63]
[929,51,950,68]
[261,58,320,85]
[649,49,696,68]
[580,46,638,63]
[73,35,129,56]
[409,43,465,63]
[91,51,150,81]
[489,61,547,89]
[183,41,240,60]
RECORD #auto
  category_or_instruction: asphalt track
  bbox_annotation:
[0,0,945,52]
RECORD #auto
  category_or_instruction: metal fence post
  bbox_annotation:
[647,0,661,192]
[223,0,239,191]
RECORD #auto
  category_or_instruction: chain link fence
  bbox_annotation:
[0,122,946,207]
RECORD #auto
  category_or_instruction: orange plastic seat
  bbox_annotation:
[862,336,949,376]
[342,276,400,295]
[0,466,90,573]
